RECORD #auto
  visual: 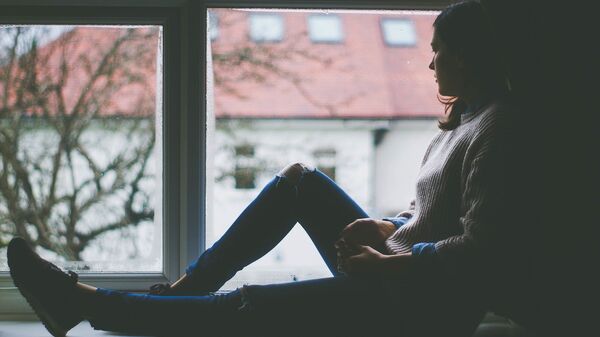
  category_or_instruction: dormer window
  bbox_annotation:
[381,18,417,47]
[250,13,284,42]
[308,14,343,43]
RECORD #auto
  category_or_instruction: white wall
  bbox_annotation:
[208,119,379,285]
[206,118,438,288]
[374,119,439,217]
[0,117,438,285]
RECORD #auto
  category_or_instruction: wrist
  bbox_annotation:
[380,252,411,263]
[379,253,412,275]
[381,220,396,234]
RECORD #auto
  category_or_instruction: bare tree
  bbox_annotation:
[0,26,157,261]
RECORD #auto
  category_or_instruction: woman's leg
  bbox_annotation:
[294,165,370,272]
[79,285,246,336]
[8,237,484,337]
[84,276,395,337]
[175,163,368,295]
[85,275,485,337]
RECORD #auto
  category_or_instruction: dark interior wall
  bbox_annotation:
[484,0,594,335]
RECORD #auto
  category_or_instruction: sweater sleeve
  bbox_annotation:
[383,200,416,229]
[412,242,438,260]
[382,216,410,230]
[434,118,506,275]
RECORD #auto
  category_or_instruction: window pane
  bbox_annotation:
[381,18,417,46]
[249,13,284,42]
[0,25,163,273]
[207,9,440,289]
[308,14,344,43]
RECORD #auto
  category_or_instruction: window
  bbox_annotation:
[308,14,344,43]
[0,2,445,315]
[208,10,219,41]
[234,145,257,189]
[0,25,162,273]
[249,13,284,42]
[314,148,337,181]
[207,8,441,290]
[381,18,417,46]
[0,3,189,310]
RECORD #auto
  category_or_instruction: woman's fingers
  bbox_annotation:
[340,218,371,242]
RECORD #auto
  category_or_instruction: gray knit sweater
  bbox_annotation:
[385,98,509,274]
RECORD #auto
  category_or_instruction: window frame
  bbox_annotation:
[0,0,207,318]
[0,0,454,319]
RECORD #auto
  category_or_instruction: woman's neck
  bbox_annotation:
[461,83,505,109]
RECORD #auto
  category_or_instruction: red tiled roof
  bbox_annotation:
[5,10,443,119]
[0,27,159,118]
[212,9,442,119]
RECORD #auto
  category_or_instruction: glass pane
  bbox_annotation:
[206,9,440,289]
[0,25,163,273]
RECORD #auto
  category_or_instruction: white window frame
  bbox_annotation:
[0,0,454,319]
[0,0,207,318]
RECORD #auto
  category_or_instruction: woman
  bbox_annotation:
[7,1,516,336]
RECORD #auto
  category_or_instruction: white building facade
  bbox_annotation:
[207,117,439,287]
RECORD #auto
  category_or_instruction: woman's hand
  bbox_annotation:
[338,218,396,251]
[343,244,386,274]
[336,241,414,277]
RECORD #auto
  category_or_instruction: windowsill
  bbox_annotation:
[0,321,147,337]
[0,313,530,337]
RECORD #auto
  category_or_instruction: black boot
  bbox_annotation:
[7,237,82,337]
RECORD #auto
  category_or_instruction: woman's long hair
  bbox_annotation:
[434,1,508,130]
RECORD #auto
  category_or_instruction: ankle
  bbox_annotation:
[166,275,203,295]
[74,283,99,319]
[76,282,97,294]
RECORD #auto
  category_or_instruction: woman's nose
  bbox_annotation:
[428,59,434,70]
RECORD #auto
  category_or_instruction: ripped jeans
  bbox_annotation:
[87,167,484,336]
[184,165,368,288]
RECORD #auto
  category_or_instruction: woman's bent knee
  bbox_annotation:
[277,162,314,185]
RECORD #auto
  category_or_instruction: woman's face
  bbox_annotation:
[429,31,464,97]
